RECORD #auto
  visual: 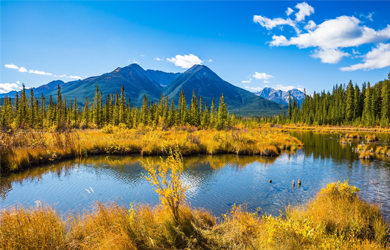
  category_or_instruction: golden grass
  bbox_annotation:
[0,181,388,249]
[365,134,379,142]
[283,124,390,133]
[1,125,303,172]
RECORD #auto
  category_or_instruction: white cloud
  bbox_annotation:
[265,13,390,65]
[29,69,53,76]
[295,2,314,22]
[167,54,203,68]
[154,57,164,61]
[69,75,82,79]
[242,79,252,84]
[361,12,374,22]
[140,54,145,57]
[3,63,82,80]
[0,81,22,94]
[311,48,350,64]
[304,20,316,31]
[18,67,27,73]
[207,59,213,62]
[253,15,299,34]
[340,43,390,71]
[271,16,390,49]
[253,72,273,81]
[263,80,270,84]
[286,7,294,16]
[352,48,361,55]
[5,63,19,70]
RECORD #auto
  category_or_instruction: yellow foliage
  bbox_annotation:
[0,182,388,249]
[1,126,303,172]
[142,149,188,221]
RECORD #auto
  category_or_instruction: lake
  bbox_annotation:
[1,131,390,220]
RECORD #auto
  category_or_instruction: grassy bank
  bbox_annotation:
[0,125,302,173]
[0,181,388,249]
[281,124,390,133]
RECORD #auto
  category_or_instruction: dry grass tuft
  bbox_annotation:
[1,182,388,249]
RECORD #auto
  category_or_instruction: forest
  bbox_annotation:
[282,73,390,126]
[0,84,234,130]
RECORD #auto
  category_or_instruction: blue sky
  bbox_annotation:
[1,1,390,95]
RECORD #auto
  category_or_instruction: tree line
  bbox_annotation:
[0,85,234,130]
[281,74,390,126]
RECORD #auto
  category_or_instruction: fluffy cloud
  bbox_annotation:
[18,67,28,73]
[69,75,82,79]
[361,12,374,22]
[242,79,252,84]
[0,81,22,94]
[154,57,164,61]
[271,16,390,49]
[29,69,53,76]
[340,43,390,71]
[304,20,316,31]
[311,48,350,64]
[253,15,299,34]
[295,2,314,22]
[257,4,390,66]
[352,49,361,55]
[4,63,82,79]
[253,72,273,81]
[286,7,294,16]
[254,2,315,34]
[5,63,19,70]
[167,54,203,68]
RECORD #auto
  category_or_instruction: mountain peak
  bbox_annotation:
[255,87,305,105]
[184,64,220,81]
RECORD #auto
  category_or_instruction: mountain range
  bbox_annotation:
[0,64,287,116]
[254,87,305,105]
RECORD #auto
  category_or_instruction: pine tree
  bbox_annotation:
[346,80,355,121]
[168,97,175,127]
[141,95,149,125]
[119,86,126,124]
[83,96,89,127]
[56,85,63,127]
[362,82,371,124]
[217,94,228,129]
[288,92,292,121]
[19,85,28,126]
[381,81,390,124]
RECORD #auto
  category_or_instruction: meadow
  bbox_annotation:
[0,124,302,173]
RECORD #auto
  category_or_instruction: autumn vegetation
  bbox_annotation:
[0,124,302,173]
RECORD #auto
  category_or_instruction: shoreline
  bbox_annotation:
[1,127,303,174]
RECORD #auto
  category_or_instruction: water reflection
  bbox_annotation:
[1,132,390,221]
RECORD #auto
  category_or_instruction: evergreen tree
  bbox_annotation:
[346,80,355,121]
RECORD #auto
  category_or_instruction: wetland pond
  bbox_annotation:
[1,131,390,220]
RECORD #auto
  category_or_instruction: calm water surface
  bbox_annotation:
[1,131,390,220]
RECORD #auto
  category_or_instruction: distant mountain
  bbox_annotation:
[254,87,305,105]
[165,65,286,116]
[0,64,287,116]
